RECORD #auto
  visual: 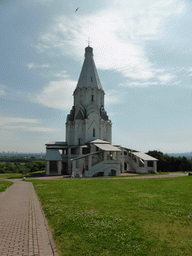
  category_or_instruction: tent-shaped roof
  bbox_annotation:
[75,46,103,90]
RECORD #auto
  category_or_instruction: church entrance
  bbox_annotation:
[62,162,68,175]
[50,161,58,175]
[111,169,116,176]
[93,171,104,177]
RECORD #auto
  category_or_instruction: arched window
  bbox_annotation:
[93,128,95,137]
[91,95,94,101]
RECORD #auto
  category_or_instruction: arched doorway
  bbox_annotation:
[50,161,58,175]
[108,169,117,176]
[62,162,68,175]
[111,169,116,176]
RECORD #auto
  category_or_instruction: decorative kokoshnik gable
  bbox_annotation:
[45,46,157,177]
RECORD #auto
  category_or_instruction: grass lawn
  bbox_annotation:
[0,171,45,179]
[0,173,23,179]
[32,177,192,256]
[0,180,13,193]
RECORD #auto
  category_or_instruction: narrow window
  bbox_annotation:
[91,95,94,101]
[78,138,81,145]
[91,77,93,82]
[93,128,95,137]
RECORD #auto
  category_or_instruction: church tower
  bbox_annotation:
[66,46,112,145]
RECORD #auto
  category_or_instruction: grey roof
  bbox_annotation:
[46,141,68,146]
[46,141,68,149]
[46,149,62,161]
[89,139,110,144]
[112,143,121,147]
[46,146,68,149]
[132,152,158,161]
[95,143,121,152]
[75,46,103,90]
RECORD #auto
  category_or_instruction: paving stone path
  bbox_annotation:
[0,179,59,256]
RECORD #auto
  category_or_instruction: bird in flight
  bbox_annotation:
[75,7,79,12]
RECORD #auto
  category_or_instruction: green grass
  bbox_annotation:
[0,173,23,179]
[0,171,45,179]
[0,180,13,193]
[32,177,192,256]
[73,172,188,179]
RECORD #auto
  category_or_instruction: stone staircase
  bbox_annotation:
[124,153,147,174]
[84,159,120,177]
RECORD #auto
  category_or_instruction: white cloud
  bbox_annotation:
[0,116,59,133]
[187,67,192,76]
[32,79,76,110]
[0,117,40,125]
[24,126,58,132]
[0,89,6,96]
[31,43,51,53]
[0,84,7,96]
[123,81,158,87]
[4,125,59,132]
[55,70,69,78]
[35,0,184,84]
[105,89,126,105]
[158,73,175,84]
[27,63,36,69]
[27,62,50,69]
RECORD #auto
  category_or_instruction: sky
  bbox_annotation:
[0,0,192,153]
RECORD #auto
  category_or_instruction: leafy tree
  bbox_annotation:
[0,163,5,173]
[147,151,169,172]
[3,162,17,173]
[147,151,192,173]
[147,151,164,159]
[180,156,191,172]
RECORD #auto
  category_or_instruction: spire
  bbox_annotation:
[75,46,103,90]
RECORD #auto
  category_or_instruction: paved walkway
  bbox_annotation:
[0,179,59,256]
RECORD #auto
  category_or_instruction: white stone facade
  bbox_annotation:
[45,46,157,177]
[66,46,112,146]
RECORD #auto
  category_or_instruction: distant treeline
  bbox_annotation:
[0,156,45,163]
[0,156,45,174]
[167,152,192,159]
[147,151,192,172]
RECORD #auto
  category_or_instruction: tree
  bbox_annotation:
[147,151,170,172]
[180,157,191,172]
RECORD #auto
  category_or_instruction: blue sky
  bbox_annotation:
[0,0,191,153]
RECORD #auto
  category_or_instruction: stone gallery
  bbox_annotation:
[45,46,157,177]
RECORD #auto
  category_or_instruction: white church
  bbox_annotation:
[45,46,157,177]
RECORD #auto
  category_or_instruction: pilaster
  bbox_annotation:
[46,161,50,176]
[154,161,157,173]
[88,155,92,170]
[57,161,62,175]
